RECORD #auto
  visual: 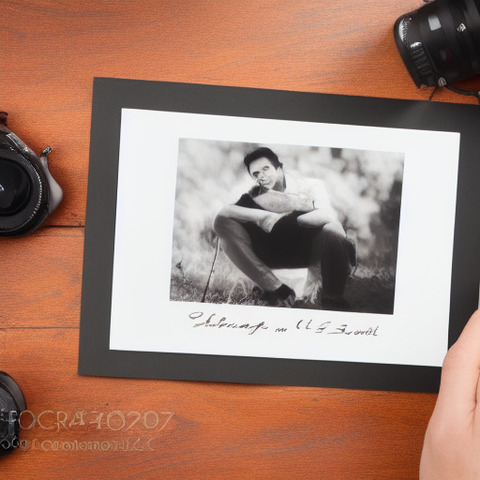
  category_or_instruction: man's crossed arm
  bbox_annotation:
[218,187,337,233]
[253,188,337,228]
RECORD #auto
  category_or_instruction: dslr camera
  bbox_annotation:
[0,112,62,236]
[394,0,480,90]
[0,372,26,456]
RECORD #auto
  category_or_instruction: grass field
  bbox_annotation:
[170,264,395,315]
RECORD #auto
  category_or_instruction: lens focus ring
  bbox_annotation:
[409,42,438,86]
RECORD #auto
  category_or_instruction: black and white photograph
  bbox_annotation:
[171,140,404,315]
[108,106,459,370]
[79,79,480,391]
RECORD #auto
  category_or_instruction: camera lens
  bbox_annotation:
[394,0,480,87]
[0,159,32,215]
[0,148,49,236]
[0,372,26,456]
[0,115,63,236]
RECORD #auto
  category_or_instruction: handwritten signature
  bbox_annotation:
[189,311,267,335]
[188,312,380,337]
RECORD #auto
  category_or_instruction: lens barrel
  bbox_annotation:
[0,372,26,456]
[0,113,62,236]
[394,0,480,87]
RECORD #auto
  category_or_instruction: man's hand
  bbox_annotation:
[420,309,480,479]
[257,211,287,233]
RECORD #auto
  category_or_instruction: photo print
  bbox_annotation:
[108,107,458,370]
[79,79,480,391]
[170,140,404,316]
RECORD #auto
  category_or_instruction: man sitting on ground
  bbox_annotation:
[214,147,356,308]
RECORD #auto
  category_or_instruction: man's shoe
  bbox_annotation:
[261,284,296,308]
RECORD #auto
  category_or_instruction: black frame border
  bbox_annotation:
[78,78,480,392]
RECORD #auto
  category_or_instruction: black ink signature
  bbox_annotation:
[189,312,268,335]
[188,312,380,338]
[296,319,380,336]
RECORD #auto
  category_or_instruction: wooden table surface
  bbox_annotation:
[2,1,477,479]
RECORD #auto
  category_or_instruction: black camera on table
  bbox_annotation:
[0,112,62,236]
[0,372,26,456]
[394,0,480,90]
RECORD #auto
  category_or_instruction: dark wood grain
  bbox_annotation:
[1,0,473,478]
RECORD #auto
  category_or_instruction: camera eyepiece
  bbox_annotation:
[0,112,63,236]
[394,0,480,87]
[0,372,26,456]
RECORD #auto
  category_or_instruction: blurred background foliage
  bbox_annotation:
[171,139,404,305]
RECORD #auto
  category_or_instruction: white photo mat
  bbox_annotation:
[109,108,460,368]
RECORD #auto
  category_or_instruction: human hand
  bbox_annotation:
[420,309,480,479]
[257,211,286,233]
[285,193,314,212]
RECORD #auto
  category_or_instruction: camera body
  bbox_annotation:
[0,372,26,456]
[394,0,480,88]
[0,112,62,236]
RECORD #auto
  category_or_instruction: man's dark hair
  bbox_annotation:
[244,147,282,173]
